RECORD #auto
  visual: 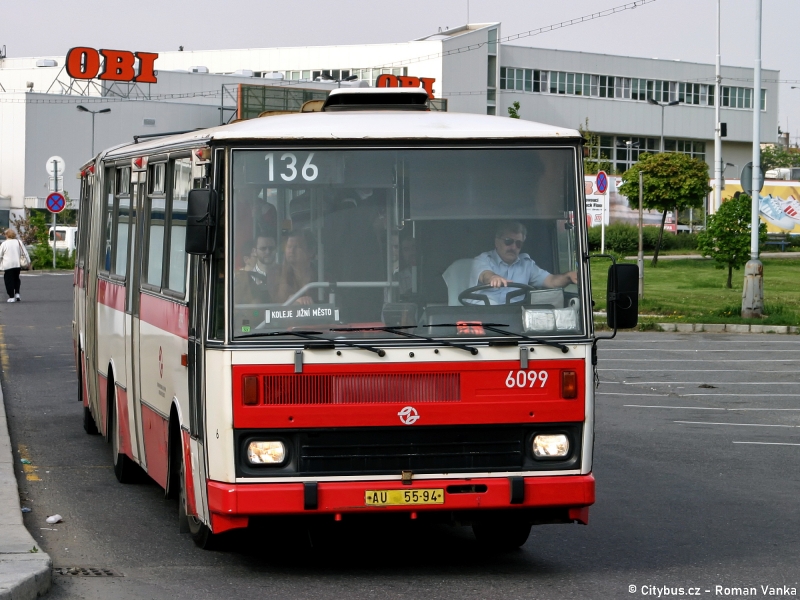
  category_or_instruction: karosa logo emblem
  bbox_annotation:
[397,406,420,425]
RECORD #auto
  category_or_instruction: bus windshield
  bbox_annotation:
[230,147,584,340]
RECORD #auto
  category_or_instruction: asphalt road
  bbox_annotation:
[2,273,799,600]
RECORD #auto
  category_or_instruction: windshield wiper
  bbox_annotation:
[331,326,479,356]
[424,323,569,354]
[238,330,386,356]
[480,325,569,353]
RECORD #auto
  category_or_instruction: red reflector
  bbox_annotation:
[243,376,260,406]
[133,157,144,169]
[180,353,188,367]
[561,370,578,399]
[88,165,95,174]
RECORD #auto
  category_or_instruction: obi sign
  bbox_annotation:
[66,47,158,83]
[375,74,436,98]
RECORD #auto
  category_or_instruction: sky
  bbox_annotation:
[2,0,798,144]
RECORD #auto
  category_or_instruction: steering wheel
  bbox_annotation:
[458,282,537,306]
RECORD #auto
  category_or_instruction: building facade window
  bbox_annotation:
[586,135,706,173]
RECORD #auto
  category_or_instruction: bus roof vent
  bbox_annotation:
[322,88,430,112]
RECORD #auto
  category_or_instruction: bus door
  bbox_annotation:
[126,170,147,466]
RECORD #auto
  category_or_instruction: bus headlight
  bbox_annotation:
[532,434,569,458]
[247,441,287,465]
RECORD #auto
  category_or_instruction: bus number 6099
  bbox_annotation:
[505,370,548,388]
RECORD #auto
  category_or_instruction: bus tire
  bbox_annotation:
[472,516,531,550]
[79,353,98,435]
[109,381,137,484]
[179,455,218,549]
[83,406,99,435]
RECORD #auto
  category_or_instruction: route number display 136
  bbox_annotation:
[505,370,549,388]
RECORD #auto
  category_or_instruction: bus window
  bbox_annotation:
[230,148,583,339]
[99,167,116,273]
[115,197,130,277]
[144,198,166,288]
[166,158,191,295]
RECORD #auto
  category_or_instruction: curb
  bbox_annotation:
[0,379,52,599]
[656,323,799,334]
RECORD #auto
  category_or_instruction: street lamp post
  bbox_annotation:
[647,98,680,153]
[76,105,111,157]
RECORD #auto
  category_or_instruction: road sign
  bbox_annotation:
[46,156,65,176]
[741,162,765,197]
[596,171,609,194]
[46,192,66,214]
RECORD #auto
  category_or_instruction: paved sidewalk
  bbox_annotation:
[0,381,51,599]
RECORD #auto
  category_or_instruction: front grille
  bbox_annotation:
[262,373,460,405]
[300,427,523,473]
[235,424,582,477]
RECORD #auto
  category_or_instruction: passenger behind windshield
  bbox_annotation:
[276,230,316,305]
[470,221,577,305]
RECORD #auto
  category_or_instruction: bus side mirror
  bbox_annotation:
[607,264,638,329]
[185,189,217,255]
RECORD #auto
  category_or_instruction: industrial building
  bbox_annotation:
[0,22,779,227]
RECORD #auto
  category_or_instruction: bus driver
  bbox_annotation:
[470,221,578,305]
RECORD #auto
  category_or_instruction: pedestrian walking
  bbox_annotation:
[0,229,31,302]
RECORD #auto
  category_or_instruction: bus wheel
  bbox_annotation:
[110,386,137,483]
[83,407,98,435]
[472,517,532,550]
[179,451,218,550]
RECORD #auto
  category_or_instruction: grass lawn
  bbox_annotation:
[590,257,800,326]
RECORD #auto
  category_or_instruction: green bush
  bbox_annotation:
[30,244,74,270]
[587,223,698,253]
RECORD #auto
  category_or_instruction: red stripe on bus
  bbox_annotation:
[141,404,169,489]
[97,279,125,312]
[97,374,108,437]
[232,361,586,429]
[139,294,189,340]
[116,385,133,458]
[181,429,197,517]
[207,474,595,517]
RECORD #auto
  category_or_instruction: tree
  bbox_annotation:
[10,209,49,246]
[618,152,711,266]
[507,101,521,119]
[578,118,614,176]
[697,193,767,288]
[761,144,800,171]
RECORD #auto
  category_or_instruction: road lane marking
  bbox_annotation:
[601,349,800,352]
[597,392,670,396]
[732,441,800,446]
[626,405,800,412]
[675,421,796,428]
[599,359,800,362]
[17,444,41,481]
[619,381,798,385]
[624,405,725,410]
[600,369,796,373]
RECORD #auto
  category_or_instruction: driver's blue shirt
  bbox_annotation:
[469,249,550,305]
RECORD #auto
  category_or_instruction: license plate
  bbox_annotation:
[365,488,445,506]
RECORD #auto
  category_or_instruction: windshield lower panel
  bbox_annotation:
[230,147,585,341]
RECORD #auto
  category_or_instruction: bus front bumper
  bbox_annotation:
[206,474,594,534]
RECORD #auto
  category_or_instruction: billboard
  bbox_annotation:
[717,180,800,234]
[585,174,675,231]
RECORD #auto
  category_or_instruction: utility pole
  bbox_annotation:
[742,0,763,318]
[638,171,644,300]
[52,160,57,269]
[713,0,723,214]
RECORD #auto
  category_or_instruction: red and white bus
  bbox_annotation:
[73,88,637,549]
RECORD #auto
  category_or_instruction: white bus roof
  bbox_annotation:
[103,111,582,159]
